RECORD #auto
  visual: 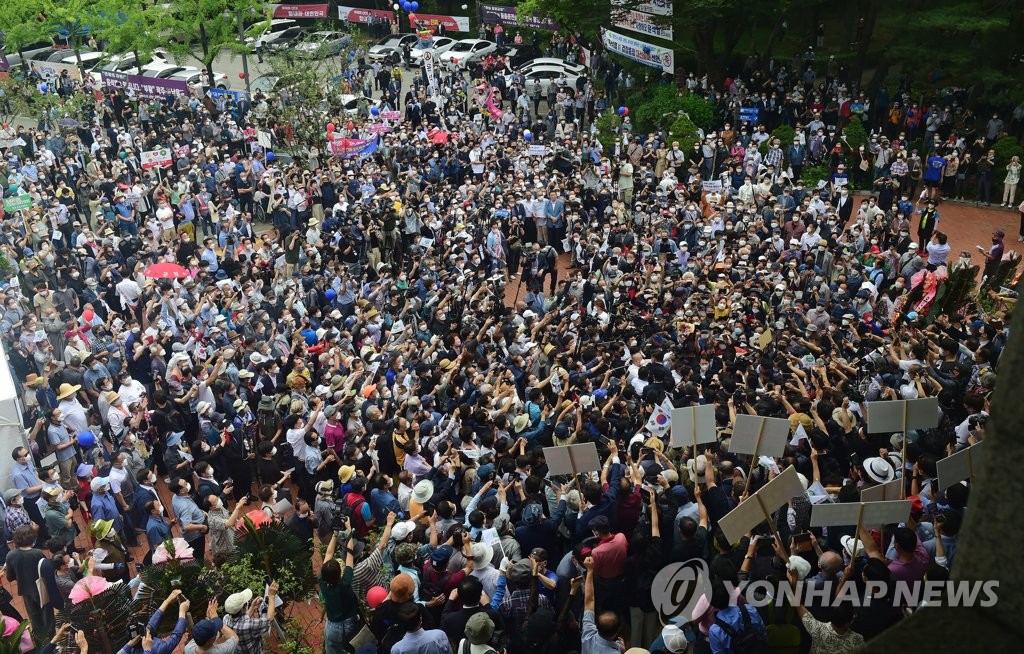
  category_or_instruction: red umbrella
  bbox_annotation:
[144,262,190,279]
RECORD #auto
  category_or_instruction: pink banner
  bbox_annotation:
[409,13,470,33]
[484,86,504,121]
[273,4,329,19]
[337,5,396,24]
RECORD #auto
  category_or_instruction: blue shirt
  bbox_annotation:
[708,605,767,654]
[370,487,401,524]
[91,492,123,532]
[390,628,452,654]
[146,515,173,552]
[200,248,219,272]
[171,495,207,543]
[12,461,42,499]
[122,608,187,654]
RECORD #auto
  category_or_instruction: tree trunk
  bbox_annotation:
[198,23,214,83]
[134,50,142,74]
[763,14,788,60]
[852,0,879,86]
[693,24,720,82]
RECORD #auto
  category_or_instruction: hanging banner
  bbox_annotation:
[614,10,673,41]
[410,13,471,33]
[615,0,673,17]
[101,71,189,99]
[141,148,173,169]
[422,50,438,97]
[337,6,396,23]
[480,4,560,31]
[272,4,329,19]
[601,28,674,74]
[327,136,379,158]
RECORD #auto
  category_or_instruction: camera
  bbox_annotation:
[330,510,350,532]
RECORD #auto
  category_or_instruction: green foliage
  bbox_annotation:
[0,621,29,654]
[164,0,267,74]
[93,0,168,71]
[679,94,716,132]
[594,109,622,150]
[992,136,1024,180]
[800,163,831,186]
[279,612,326,654]
[758,125,796,154]
[57,578,144,652]
[934,263,980,317]
[627,85,682,133]
[232,517,316,602]
[668,115,701,152]
[842,117,869,154]
[138,558,222,630]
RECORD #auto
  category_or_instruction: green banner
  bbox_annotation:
[2,195,33,212]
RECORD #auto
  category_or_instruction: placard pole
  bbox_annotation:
[755,493,782,541]
[850,503,866,564]
[901,402,909,499]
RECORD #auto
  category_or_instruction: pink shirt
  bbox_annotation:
[323,420,346,455]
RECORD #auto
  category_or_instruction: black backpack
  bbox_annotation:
[714,606,769,654]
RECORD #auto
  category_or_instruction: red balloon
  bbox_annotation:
[623,107,629,116]
[326,122,336,133]
[367,586,388,609]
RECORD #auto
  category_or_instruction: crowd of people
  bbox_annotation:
[0,18,1015,654]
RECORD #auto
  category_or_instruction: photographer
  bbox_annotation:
[118,589,191,654]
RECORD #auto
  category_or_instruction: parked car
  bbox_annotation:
[438,39,497,70]
[246,18,297,50]
[338,94,378,116]
[518,57,587,77]
[2,40,57,70]
[409,36,456,63]
[170,68,231,90]
[511,65,582,97]
[261,26,307,53]
[294,31,353,58]
[367,33,418,63]
[60,51,106,73]
[495,44,541,69]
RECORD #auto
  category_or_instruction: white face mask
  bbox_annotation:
[148,473,157,485]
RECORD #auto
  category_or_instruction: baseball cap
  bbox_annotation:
[192,618,223,646]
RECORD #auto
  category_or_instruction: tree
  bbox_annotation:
[20,0,102,75]
[164,0,267,81]
[0,5,47,71]
[518,0,793,81]
[93,0,170,74]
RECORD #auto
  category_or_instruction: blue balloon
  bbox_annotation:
[266,151,275,162]
[77,431,96,448]
[326,289,337,301]
[523,130,532,141]
[370,106,380,116]
[402,2,411,10]
[410,1,419,10]
[617,106,626,116]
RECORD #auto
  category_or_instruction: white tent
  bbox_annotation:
[0,339,29,489]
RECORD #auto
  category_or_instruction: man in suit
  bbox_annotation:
[834,187,854,226]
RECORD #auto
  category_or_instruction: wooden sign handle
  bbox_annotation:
[849,503,866,564]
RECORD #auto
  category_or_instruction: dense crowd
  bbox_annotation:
[0,22,1014,654]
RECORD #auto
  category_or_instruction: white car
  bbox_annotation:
[409,37,456,63]
[60,51,106,73]
[518,58,587,77]
[294,31,353,58]
[246,18,297,50]
[514,65,581,97]
[368,34,419,63]
[170,68,231,90]
[438,39,497,70]
[338,94,378,116]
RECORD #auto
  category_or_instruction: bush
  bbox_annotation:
[801,163,831,187]
[595,109,622,149]
[668,115,701,153]
[679,94,716,132]
[992,135,1024,182]
[628,85,684,133]
[759,125,796,154]
[843,117,869,153]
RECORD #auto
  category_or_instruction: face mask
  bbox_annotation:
[148,473,157,485]
[271,447,278,456]
[183,483,191,493]
[298,512,309,519]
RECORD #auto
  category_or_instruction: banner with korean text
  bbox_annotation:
[601,28,674,74]
[337,6,395,23]
[480,4,560,31]
[614,10,673,41]
[100,71,189,98]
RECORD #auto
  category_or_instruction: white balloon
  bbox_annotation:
[461,3,469,8]
[393,3,400,10]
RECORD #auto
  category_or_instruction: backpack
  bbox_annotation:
[257,396,281,440]
[715,606,769,654]
[343,492,370,537]
[420,565,454,601]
